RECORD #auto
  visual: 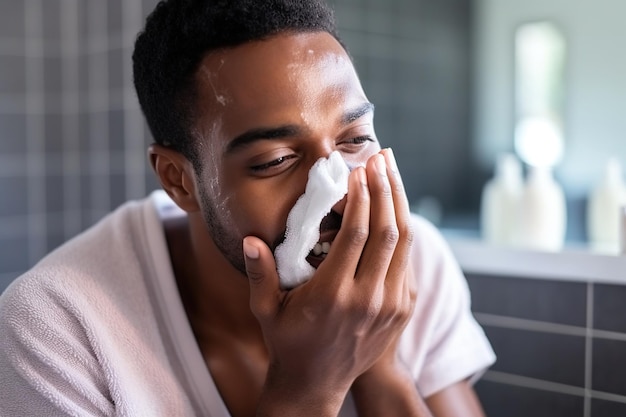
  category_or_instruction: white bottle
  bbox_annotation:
[587,158,626,253]
[480,153,523,245]
[518,166,567,251]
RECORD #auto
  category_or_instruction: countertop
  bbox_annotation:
[444,233,626,285]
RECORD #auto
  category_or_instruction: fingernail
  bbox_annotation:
[384,148,399,173]
[243,237,260,259]
[375,154,386,174]
[357,166,367,184]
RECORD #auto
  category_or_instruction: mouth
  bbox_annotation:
[305,234,336,269]
[305,210,342,269]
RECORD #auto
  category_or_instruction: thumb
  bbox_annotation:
[243,236,280,320]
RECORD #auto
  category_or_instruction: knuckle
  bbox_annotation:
[399,220,414,245]
[246,269,264,283]
[347,226,369,246]
[379,225,399,248]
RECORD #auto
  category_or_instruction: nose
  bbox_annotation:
[330,161,363,216]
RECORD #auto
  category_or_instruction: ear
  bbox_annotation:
[148,144,201,212]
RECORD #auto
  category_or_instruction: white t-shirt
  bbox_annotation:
[0,190,495,417]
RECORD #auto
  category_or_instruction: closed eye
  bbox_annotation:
[346,135,375,144]
[339,135,376,151]
[250,154,298,173]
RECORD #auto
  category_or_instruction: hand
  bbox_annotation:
[242,148,415,416]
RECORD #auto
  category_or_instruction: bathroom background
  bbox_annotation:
[1,0,626,416]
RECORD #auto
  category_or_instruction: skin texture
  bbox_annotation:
[150,31,485,417]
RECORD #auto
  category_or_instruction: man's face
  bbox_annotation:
[191,31,381,274]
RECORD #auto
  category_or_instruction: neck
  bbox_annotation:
[165,213,263,344]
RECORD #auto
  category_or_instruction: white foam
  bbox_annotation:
[275,151,349,289]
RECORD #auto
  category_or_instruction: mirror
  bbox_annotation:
[514,21,566,170]
[470,0,626,250]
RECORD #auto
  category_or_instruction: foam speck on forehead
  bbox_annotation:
[275,151,350,289]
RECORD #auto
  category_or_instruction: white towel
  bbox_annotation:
[275,151,350,289]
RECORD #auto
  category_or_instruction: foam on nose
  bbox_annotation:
[275,151,350,289]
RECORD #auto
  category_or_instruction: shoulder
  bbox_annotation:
[407,213,463,289]
[401,215,496,396]
[409,213,454,256]
[0,193,163,332]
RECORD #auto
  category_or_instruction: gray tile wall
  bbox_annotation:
[0,0,160,291]
[0,0,474,292]
[468,273,626,417]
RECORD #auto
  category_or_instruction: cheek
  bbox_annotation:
[227,181,301,247]
[344,141,382,168]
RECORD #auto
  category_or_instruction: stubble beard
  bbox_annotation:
[198,185,248,276]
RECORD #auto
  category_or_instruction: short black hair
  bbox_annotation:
[133,0,341,168]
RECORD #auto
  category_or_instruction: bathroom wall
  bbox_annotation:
[0,0,160,291]
[0,0,473,291]
[472,0,626,198]
[329,0,475,218]
[468,271,626,417]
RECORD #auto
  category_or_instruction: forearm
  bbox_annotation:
[351,365,432,417]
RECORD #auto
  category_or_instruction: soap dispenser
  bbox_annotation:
[518,165,567,251]
[480,153,523,246]
[587,157,626,253]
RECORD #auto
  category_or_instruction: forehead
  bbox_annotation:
[193,31,367,139]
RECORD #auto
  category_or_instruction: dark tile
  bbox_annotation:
[0,55,26,95]
[108,47,126,91]
[110,173,127,209]
[484,325,585,387]
[594,284,626,333]
[45,175,65,213]
[0,0,25,39]
[107,0,123,35]
[592,338,626,396]
[43,56,63,94]
[78,111,91,153]
[467,273,587,327]
[41,0,62,43]
[0,113,27,154]
[79,172,94,213]
[591,398,626,417]
[44,113,65,153]
[0,236,29,273]
[0,177,28,216]
[46,232,66,254]
[475,380,584,417]
[0,271,22,294]
[109,109,126,152]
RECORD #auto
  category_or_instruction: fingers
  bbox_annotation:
[353,154,398,294]
[316,165,371,291]
[243,236,282,322]
[380,148,414,296]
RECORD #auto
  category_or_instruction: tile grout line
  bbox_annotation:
[24,0,47,265]
[483,370,626,405]
[88,0,111,221]
[61,0,82,241]
[474,311,626,342]
[474,312,587,337]
[483,370,585,397]
[584,282,594,417]
[122,0,146,201]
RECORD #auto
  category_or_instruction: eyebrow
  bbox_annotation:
[342,102,375,125]
[225,102,375,154]
[226,125,301,154]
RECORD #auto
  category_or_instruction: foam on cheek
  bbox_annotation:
[275,151,350,289]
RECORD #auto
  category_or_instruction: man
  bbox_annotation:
[0,0,495,416]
